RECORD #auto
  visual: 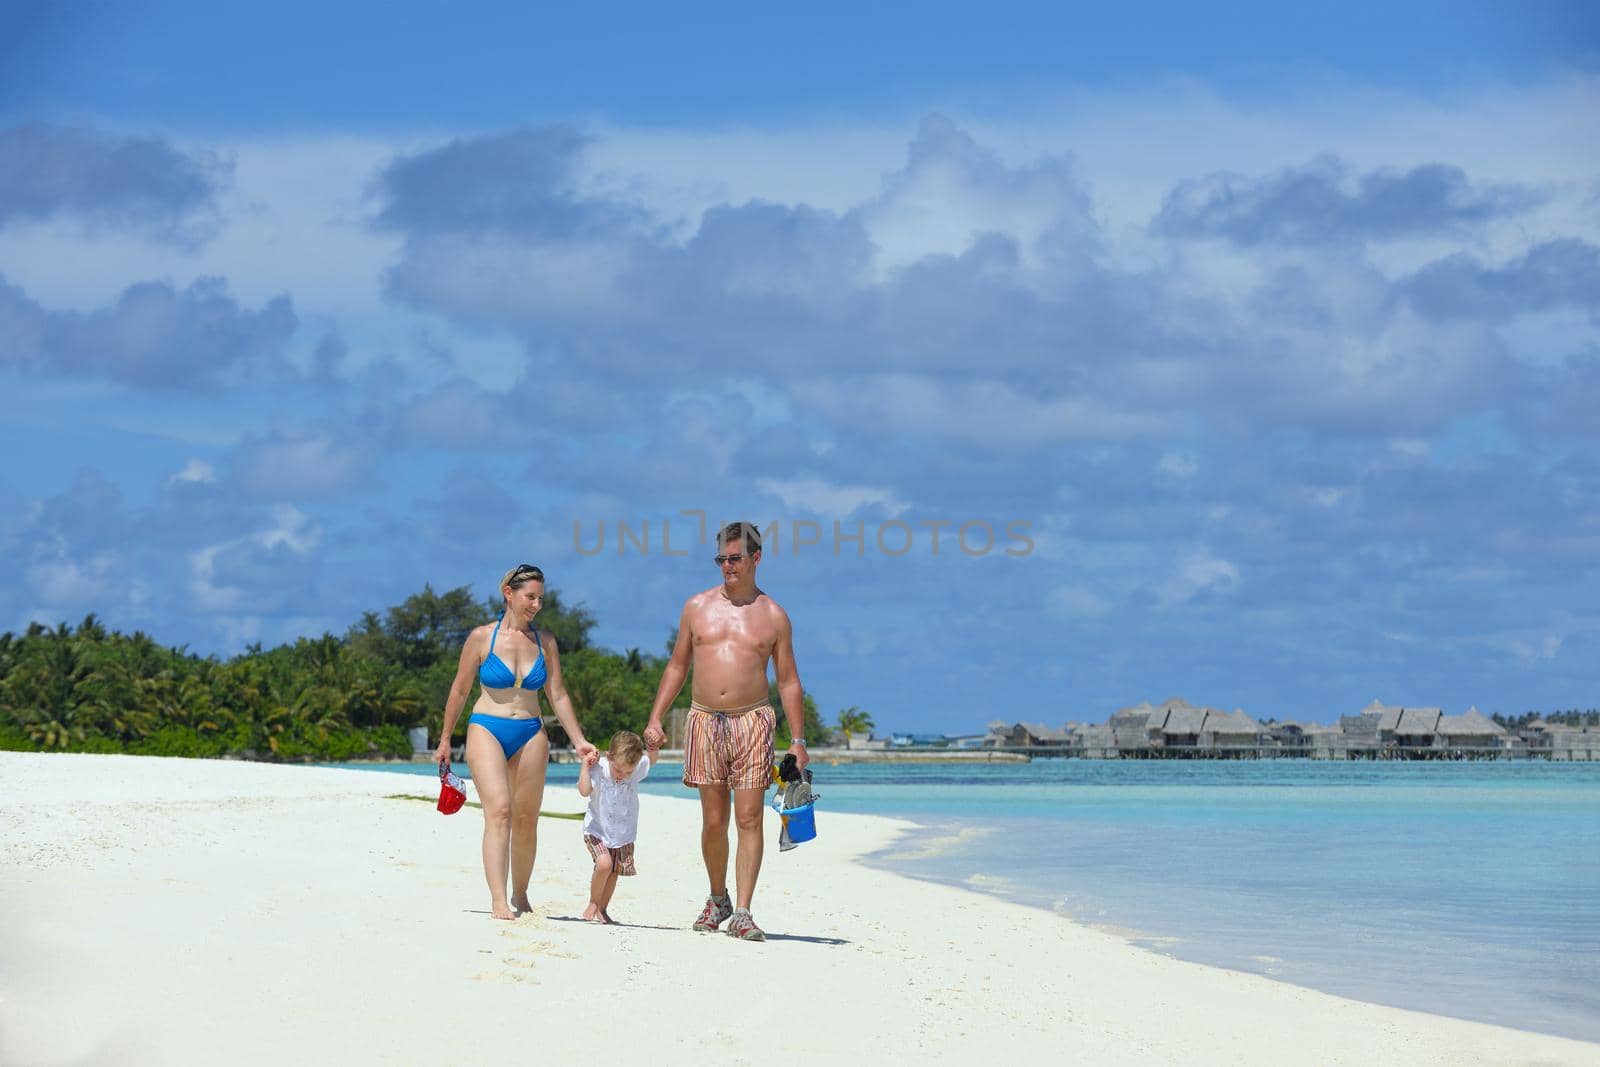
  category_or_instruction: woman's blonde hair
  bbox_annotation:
[499,563,545,591]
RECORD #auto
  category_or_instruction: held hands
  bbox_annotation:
[574,739,599,762]
[583,749,600,767]
[643,722,666,750]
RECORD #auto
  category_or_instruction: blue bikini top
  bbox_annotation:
[478,619,546,691]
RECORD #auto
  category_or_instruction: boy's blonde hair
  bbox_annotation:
[609,730,645,765]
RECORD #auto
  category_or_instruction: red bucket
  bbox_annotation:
[437,763,467,815]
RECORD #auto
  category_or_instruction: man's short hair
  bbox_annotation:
[717,521,763,553]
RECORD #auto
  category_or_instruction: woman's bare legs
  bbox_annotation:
[464,724,515,920]
[507,729,550,914]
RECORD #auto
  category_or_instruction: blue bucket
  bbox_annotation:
[780,801,817,843]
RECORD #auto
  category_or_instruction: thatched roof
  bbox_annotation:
[1110,705,1156,728]
[1019,721,1071,742]
[1437,709,1506,737]
[1373,705,1440,734]
[1339,713,1380,738]
[1153,705,1209,734]
[1203,709,1263,735]
[1075,723,1113,748]
[1395,708,1441,734]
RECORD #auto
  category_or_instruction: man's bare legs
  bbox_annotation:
[697,784,767,911]
[507,731,550,914]
[464,726,515,920]
[697,785,731,898]
[731,787,766,910]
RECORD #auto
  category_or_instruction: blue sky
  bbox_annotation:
[2,2,1597,730]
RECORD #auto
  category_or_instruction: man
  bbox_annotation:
[643,521,809,942]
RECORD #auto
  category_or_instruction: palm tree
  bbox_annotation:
[835,706,875,745]
[5,624,95,748]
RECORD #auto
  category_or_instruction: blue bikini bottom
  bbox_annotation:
[468,712,543,758]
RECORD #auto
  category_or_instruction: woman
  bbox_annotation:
[435,563,596,919]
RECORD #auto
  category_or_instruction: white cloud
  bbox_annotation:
[232,429,374,497]
[1158,452,1198,479]
[1157,551,1241,607]
[256,504,319,553]
[25,553,131,607]
[169,458,216,484]
[1050,584,1113,618]
[187,506,320,610]
[792,375,1164,446]
[755,476,909,518]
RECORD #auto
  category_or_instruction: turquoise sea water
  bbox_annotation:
[340,758,1600,1042]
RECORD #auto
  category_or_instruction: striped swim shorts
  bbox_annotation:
[681,700,776,791]
[583,835,637,876]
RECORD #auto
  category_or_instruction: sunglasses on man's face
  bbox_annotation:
[713,554,746,566]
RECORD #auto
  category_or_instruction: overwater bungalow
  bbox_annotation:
[1339,707,1383,757]
[1074,723,1116,758]
[1364,702,1444,756]
[1540,724,1600,761]
[985,720,1073,749]
[1434,708,1506,755]
[1202,709,1266,755]
[1147,702,1208,753]
[1302,722,1344,759]
[1112,702,1159,756]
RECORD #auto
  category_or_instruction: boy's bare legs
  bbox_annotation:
[464,726,515,920]
[596,865,621,924]
[507,731,550,914]
[582,849,614,923]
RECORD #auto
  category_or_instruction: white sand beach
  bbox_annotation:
[2,752,1596,1067]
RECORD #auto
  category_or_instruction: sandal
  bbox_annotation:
[725,908,766,942]
[692,894,733,931]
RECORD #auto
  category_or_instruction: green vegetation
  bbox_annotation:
[0,584,826,762]
[835,705,875,744]
[1492,709,1600,729]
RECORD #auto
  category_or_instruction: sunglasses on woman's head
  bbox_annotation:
[510,564,543,581]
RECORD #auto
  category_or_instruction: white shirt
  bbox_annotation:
[582,755,651,847]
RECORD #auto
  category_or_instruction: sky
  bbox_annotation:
[1,1,1597,731]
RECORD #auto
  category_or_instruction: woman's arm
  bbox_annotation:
[433,628,483,764]
[540,631,597,760]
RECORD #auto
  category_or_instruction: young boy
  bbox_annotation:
[577,729,658,924]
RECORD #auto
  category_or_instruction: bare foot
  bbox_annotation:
[511,894,532,915]
[581,904,605,923]
[490,899,516,921]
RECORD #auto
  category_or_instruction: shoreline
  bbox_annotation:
[377,748,1034,765]
[858,822,1595,1046]
[4,751,1598,1066]
[328,754,1600,1043]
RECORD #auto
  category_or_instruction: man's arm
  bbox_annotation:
[643,604,693,749]
[771,606,809,772]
